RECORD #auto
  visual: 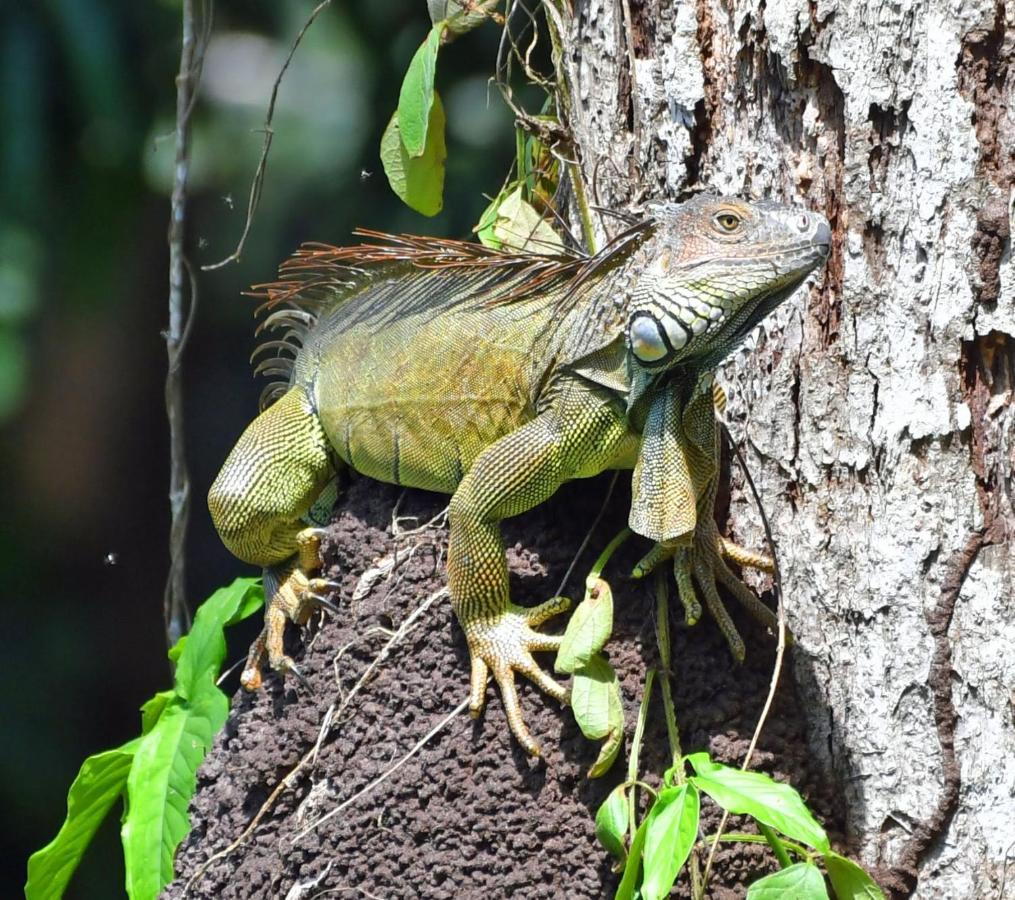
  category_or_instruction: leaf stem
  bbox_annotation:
[757,823,794,869]
[589,526,631,582]
[627,667,655,842]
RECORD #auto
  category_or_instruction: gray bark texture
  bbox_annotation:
[558,0,1014,896]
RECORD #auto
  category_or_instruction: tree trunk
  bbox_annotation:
[560,0,1013,896]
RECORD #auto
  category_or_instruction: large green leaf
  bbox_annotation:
[397,22,443,157]
[687,753,830,852]
[615,816,648,900]
[555,577,613,674]
[121,694,226,899]
[824,852,886,900]
[25,738,140,900]
[747,862,829,899]
[641,784,700,900]
[173,577,263,700]
[381,94,447,216]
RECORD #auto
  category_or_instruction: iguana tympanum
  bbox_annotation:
[209,194,831,756]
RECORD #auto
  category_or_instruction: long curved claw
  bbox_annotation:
[465,598,571,757]
[631,542,676,579]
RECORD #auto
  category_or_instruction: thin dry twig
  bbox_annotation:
[291,695,470,843]
[700,419,787,891]
[202,0,333,271]
[553,470,620,598]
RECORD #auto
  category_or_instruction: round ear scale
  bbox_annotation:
[629,313,670,363]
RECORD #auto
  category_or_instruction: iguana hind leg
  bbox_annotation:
[448,390,630,756]
[208,385,338,689]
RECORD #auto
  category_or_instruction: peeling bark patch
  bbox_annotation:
[958,0,1013,308]
[690,0,719,183]
[798,14,846,347]
[627,0,655,58]
[961,331,1014,542]
[878,530,983,900]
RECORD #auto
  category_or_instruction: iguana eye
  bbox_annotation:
[714,211,742,233]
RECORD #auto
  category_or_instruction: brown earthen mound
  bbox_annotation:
[165,473,842,899]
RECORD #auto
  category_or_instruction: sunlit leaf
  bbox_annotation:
[687,753,830,852]
[615,815,648,900]
[746,862,829,899]
[824,852,886,900]
[121,695,225,899]
[641,784,700,900]
[571,653,621,740]
[491,185,562,252]
[555,577,613,674]
[595,784,628,861]
[398,22,443,157]
[380,95,447,216]
[25,739,139,900]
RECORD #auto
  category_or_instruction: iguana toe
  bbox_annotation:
[464,599,571,756]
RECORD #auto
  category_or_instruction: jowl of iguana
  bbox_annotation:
[209,194,831,756]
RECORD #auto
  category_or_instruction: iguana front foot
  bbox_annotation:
[240,527,341,692]
[632,523,778,661]
[464,596,571,757]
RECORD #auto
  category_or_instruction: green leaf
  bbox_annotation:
[380,94,447,217]
[687,753,830,852]
[572,654,624,778]
[174,577,263,700]
[491,185,562,252]
[397,22,444,157]
[615,815,648,900]
[25,738,140,900]
[141,691,175,735]
[641,784,700,900]
[475,188,510,248]
[824,852,886,900]
[595,784,629,861]
[747,862,830,899]
[556,577,613,674]
[121,694,226,899]
[571,653,622,740]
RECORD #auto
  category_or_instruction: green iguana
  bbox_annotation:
[209,194,831,756]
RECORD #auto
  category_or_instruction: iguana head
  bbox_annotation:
[626,194,830,371]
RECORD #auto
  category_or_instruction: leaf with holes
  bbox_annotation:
[555,577,613,674]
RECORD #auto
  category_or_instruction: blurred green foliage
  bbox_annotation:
[3,1,517,895]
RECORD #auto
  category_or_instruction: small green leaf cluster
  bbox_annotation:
[556,528,632,777]
[474,119,563,252]
[382,2,499,216]
[25,578,264,900]
[597,753,884,900]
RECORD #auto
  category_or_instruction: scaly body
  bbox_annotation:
[209,195,830,755]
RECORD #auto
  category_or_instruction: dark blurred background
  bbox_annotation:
[3,2,516,895]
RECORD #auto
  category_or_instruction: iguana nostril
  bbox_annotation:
[797,213,810,232]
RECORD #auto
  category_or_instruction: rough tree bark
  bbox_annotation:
[170,3,1013,899]
[559,0,1013,896]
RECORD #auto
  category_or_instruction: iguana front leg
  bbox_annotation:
[208,385,338,688]
[448,387,631,756]
[629,375,777,659]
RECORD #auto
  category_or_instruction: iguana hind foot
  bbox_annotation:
[240,528,341,691]
[464,596,571,757]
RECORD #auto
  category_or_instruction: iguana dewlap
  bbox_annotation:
[209,195,831,755]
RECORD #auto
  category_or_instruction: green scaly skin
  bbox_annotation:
[208,194,831,756]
